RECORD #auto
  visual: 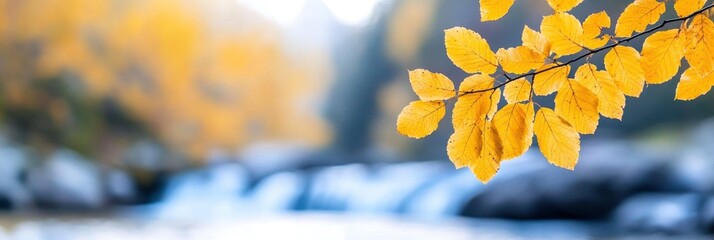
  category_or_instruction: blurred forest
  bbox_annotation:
[0,0,330,164]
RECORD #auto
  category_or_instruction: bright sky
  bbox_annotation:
[237,0,384,27]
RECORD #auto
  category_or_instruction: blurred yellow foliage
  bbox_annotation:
[0,0,331,159]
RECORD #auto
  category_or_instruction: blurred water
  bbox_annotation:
[0,122,713,238]
[0,214,611,240]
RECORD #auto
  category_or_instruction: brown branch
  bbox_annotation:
[461,3,714,95]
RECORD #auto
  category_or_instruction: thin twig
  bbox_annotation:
[461,3,714,95]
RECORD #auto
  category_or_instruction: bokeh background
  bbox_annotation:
[1,0,714,239]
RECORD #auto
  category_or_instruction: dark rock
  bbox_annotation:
[613,193,703,234]
[105,169,137,204]
[123,140,171,204]
[27,149,105,209]
[460,142,670,219]
[0,147,33,210]
[699,195,714,233]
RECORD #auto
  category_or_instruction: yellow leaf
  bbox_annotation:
[675,0,707,17]
[448,118,503,182]
[534,107,580,170]
[546,0,583,12]
[447,121,483,169]
[522,25,552,56]
[488,90,501,118]
[582,11,611,49]
[408,69,455,101]
[675,67,714,100]
[503,78,531,103]
[496,46,547,74]
[396,100,446,138]
[469,120,502,183]
[445,27,498,74]
[453,75,501,128]
[615,0,666,37]
[493,103,534,160]
[541,12,584,56]
[575,64,626,120]
[533,63,571,96]
[554,80,600,134]
[641,29,686,84]
[685,14,714,76]
[479,0,515,21]
[604,46,646,97]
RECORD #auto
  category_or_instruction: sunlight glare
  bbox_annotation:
[236,0,306,26]
[237,0,384,27]
[322,0,384,26]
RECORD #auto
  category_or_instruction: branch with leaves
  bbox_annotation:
[396,0,714,183]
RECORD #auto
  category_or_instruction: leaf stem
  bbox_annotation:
[461,3,714,95]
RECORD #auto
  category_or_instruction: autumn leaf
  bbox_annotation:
[453,75,501,128]
[496,46,547,74]
[685,14,714,76]
[675,67,714,100]
[448,117,503,182]
[575,64,626,120]
[479,0,515,21]
[604,46,646,97]
[534,107,580,170]
[641,29,686,84]
[546,0,584,12]
[408,69,455,101]
[522,25,552,57]
[469,120,503,183]
[447,122,483,169]
[554,80,600,134]
[503,78,531,103]
[397,101,446,138]
[445,27,499,74]
[615,0,666,37]
[533,63,571,96]
[582,11,611,49]
[541,12,584,56]
[493,103,535,160]
[674,0,707,17]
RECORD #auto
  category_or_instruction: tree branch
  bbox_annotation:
[461,3,714,95]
